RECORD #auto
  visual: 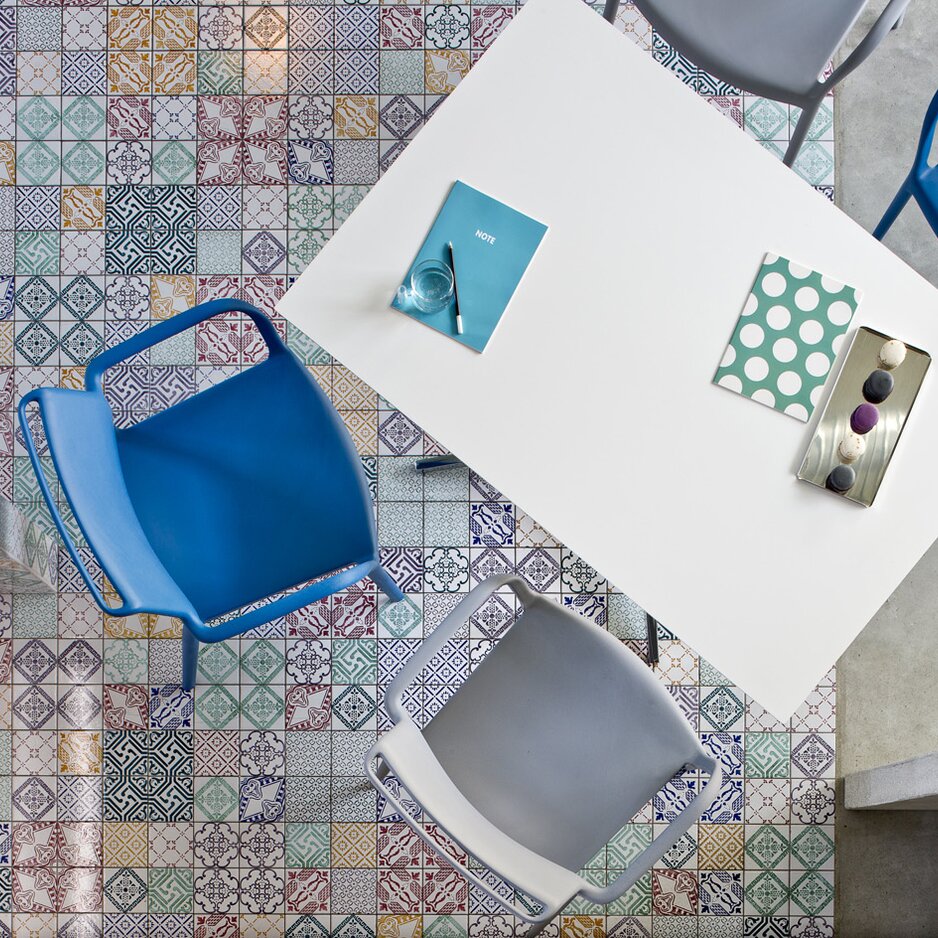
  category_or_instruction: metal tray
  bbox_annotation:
[797,326,930,507]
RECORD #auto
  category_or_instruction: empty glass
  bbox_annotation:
[402,258,454,313]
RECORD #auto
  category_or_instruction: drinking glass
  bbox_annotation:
[407,258,454,313]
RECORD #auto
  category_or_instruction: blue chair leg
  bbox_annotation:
[372,565,405,603]
[874,185,912,240]
[182,625,199,691]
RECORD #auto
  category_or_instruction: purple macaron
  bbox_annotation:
[850,402,879,435]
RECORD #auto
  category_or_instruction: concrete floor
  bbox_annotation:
[836,3,938,934]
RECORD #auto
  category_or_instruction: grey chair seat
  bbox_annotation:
[642,0,866,100]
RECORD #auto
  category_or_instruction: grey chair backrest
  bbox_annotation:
[366,576,722,932]
[422,590,703,872]
[602,0,912,166]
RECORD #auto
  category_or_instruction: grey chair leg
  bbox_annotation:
[525,922,549,937]
[784,98,822,168]
[602,0,619,25]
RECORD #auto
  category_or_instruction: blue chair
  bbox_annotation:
[18,298,404,689]
[874,87,938,241]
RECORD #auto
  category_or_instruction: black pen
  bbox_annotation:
[447,241,464,335]
[646,612,659,667]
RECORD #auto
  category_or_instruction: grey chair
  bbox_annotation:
[602,0,912,167]
[365,575,722,933]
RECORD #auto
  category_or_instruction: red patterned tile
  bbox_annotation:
[377,822,422,869]
[284,684,331,731]
[103,684,149,730]
[285,869,329,914]
[652,869,698,916]
[377,867,421,914]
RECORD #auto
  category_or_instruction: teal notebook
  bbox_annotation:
[391,181,549,352]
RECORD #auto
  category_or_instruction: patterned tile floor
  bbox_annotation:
[0,0,837,934]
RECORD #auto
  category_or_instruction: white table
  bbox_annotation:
[278,0,938,720]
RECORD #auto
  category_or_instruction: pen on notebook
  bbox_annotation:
[448,241,464,335]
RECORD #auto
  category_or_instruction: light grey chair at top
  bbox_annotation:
[365,575,722,933]
[601,0,913,168]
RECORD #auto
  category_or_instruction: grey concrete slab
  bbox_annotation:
[837,0,938,286]
[837,778,938,938]
[845,751,938,809]
[836,537,938,932]
[835,5,938,931]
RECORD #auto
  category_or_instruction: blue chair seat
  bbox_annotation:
[19,299,404,688]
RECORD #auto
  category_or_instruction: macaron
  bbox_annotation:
[826,464,856,494]
[862,369,894,405]
[838,432,867,463]
[879,339,907,370]
[850,402,879,434]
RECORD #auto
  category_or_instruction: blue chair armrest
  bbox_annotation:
[85,298,287,393]
[19,389,133,617]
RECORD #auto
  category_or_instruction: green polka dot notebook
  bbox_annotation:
[714,252,862,421]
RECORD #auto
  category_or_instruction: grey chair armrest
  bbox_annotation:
[384,574,538,723]
[826,0,913,89]
[580,754,723,905]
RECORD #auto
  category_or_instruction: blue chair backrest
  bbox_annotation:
[21,299,378,624]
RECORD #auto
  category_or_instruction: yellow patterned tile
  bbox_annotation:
[60,368,85,390]
[244,51,288,94]
[244,5,288,49]
[104,822,148,867]
[104,612,149,640]
[18,53,59,96]
[378,916,422,938]
[515,508,559,548]
[0,141,15,186]
[153,8,197,50]
[425,50,470,94]
[333,365,377,410]
[309,364,332,396]
[331,822,376,868]
[150,615,183,639]
[342,409,378,456]
[655,639,699,685]
[151,274,195,320]
[698,823,744,869]
[0,684,11,730]
[12,912,57,938]
[334,96,379,139]
[61,186,104,231]
[0,322,13,365]
[108,8,152,49]
[153,51,196,95]
[108,52,152,95]
[240,915,283,938]
[58,731,102,775]
[561,917,604,938]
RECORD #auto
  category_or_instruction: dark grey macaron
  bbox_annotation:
[826,464,856,494]
[862,369,894,405]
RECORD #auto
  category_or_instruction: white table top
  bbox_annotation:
[278,0,938,720]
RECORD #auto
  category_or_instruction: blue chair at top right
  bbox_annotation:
[874,88,938,241]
